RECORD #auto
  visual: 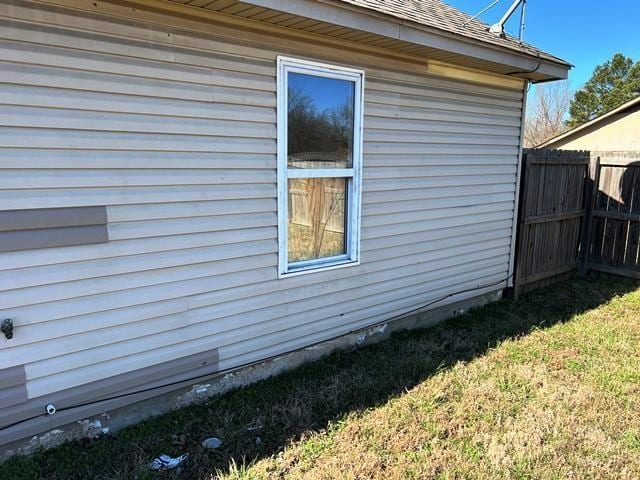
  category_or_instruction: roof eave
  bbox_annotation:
[538,96,640,148]
[241,0,571,82]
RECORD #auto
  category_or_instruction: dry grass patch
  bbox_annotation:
[2,276,639,480]
[231,281,640,480]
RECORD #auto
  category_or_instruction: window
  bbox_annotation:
[277,56,364,276]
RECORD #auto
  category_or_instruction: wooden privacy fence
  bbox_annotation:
[513,150,640,296]
[514,150,590,294]
[585,152,640,277]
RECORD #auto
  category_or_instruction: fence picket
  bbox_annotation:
[513,149,589,296]
[512,150,640,295]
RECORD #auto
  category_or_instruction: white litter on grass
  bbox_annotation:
[78,419,106,438]
[370,324,388,335]
[195,384,211,395]
[201,437,223,449]
[149,453,189,470]
[355,324,388,345]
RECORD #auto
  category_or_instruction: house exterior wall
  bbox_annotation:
[0,0,524,447]
[545,108,640,150]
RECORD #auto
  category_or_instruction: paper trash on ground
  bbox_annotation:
[149,453,189,470]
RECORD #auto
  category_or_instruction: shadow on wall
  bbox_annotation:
[588,160,640,270]
[619,161,640,208]
[1,276,638,479]
[596,160,640,208]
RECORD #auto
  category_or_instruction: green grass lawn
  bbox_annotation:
[2,275,640,479]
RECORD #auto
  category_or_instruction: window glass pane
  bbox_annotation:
[287,72,355,169]
[288,177,347,263]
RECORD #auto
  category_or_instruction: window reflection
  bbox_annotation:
[287,72,355,169]
[288,177,347,263]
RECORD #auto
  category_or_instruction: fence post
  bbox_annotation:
[579,155,600,276]
[508,150,529,300]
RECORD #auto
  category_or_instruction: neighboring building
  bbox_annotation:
[539,96,640,150]
[0,0,569,456]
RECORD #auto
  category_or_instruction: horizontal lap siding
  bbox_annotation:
[0,3,522,413]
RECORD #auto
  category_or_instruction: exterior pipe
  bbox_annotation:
[519,0,527,41]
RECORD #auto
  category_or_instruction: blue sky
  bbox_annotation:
[289,72,354,113]
[446,0,640,89]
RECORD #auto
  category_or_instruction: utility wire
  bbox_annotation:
[1,274,512,434]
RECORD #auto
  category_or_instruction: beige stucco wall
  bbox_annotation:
[550,108,640,151]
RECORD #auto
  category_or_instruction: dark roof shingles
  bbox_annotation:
[337,0,569,66]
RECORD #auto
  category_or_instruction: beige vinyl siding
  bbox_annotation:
[0,1,522,429]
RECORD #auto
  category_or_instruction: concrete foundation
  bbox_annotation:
[0,289,502,461]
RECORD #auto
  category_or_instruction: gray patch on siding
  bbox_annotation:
[0,207,107,232]
[0,365,27,409]
[0,207,108,252]
[0,348,219,446]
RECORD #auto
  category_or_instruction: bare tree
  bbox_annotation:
[524,81,571,147]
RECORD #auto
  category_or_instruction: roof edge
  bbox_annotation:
[538,95,640,148]
[241,0,571,81]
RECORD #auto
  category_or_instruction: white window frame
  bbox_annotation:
[277,56,364,277]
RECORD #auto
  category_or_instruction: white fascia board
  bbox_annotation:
[241,0,569,81]
[244,0,401,38]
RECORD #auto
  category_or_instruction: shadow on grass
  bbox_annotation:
[1,274,638,480]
